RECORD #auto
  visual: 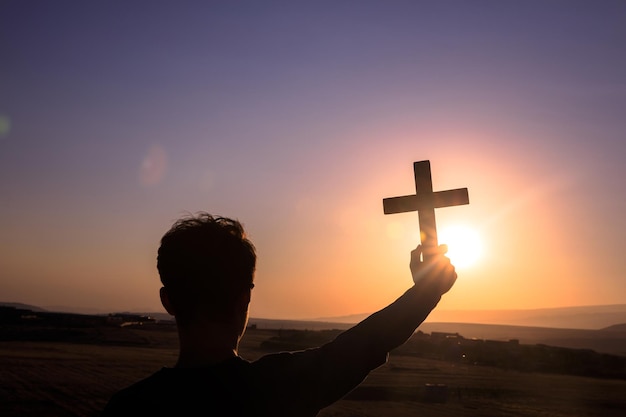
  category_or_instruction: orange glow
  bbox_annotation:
[439,225,483,269]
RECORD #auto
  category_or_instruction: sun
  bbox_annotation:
[438,225,483,269]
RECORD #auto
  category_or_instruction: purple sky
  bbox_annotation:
[1,1,625,319]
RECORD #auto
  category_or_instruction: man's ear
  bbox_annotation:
[160,286,176,316]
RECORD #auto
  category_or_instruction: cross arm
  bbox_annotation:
[382,188,469,214]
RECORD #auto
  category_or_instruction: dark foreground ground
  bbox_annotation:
[1,325,625,417]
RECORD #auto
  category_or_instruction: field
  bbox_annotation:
[1,326,625,417]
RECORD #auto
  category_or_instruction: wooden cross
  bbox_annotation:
[383,160,469,261]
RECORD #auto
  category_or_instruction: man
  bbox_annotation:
[102,212,457,416]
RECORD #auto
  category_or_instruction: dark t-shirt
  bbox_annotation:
[102,286,438,416]
[101,332,388,417]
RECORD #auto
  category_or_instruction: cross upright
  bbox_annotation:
[383,160,469,261]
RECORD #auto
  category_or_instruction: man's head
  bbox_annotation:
[157,213,256,328]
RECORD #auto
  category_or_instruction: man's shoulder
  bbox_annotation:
[103,368,172,410]
[102,358,254,415]
[115,368,170,394]
[115,357,253,393]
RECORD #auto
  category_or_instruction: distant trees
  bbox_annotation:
[394,331,626,379]
[258,328,626,380]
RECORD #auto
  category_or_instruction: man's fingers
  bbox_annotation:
[410,243,457,288]
[416,244,449,263]
[410,245,422,266]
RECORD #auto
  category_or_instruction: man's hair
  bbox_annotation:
[157,212,256,324]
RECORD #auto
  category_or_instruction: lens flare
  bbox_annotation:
[139,145,168,186]
[0,114,11,138]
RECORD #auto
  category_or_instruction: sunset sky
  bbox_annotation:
[1,1,625,320]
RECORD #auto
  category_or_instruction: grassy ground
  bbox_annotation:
[0,327,624,417]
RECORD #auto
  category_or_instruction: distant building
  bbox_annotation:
[106,313,155,327]
[431,331,462,340]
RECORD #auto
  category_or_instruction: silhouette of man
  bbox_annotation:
[102,212,457,416]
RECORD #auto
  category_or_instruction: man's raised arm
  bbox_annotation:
[333,245,457,355]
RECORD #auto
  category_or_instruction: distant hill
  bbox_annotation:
[0,302,48,312]
[5,301,626,330]
[245,318,626,356]
[604,323,626,332]
[420,322,626,356]
[316,304,626,330]
[249,317,353,331]
[2,301,626,356]
[428,304,626,329]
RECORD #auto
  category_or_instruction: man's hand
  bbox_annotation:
[410,244,457,296]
